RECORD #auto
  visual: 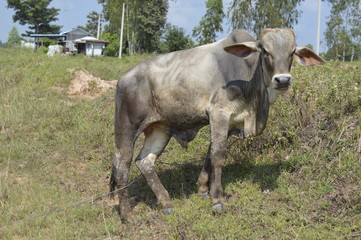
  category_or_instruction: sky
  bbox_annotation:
[0,0,331,52]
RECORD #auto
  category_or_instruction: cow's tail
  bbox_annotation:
[109,165,117,199]
[109,85,121,199]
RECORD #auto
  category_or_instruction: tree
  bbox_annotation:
[100,0,169,54]
[192,0,225,45]
[102,32,120,56]
[325,0,360,61]
[6,27,22,47]
[137,0,169,52]
[85,11,102,37]
[349,3,361,61]
[228,0,303,37]
[7,0,61,35]
[305,44,313,50]
[161,24,194,52]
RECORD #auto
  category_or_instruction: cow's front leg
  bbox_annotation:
[209,112,229,211]
[197,145,211,198]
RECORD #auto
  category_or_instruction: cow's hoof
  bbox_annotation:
[120,213,136,223]
[162,208,174,215]
[212,203,225,212]
[199,192,210,199]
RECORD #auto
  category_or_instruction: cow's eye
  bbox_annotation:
[263,50,270,57]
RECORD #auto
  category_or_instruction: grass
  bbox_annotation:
[0,48,360,239]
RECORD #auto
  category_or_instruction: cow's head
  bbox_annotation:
[224,28,325,103]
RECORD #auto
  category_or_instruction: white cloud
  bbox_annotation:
[52,0,76,11]
[167,1,206,35]
[301,0,319,12]
[168,0,233,39]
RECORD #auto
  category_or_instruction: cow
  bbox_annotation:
[110,28,324,220]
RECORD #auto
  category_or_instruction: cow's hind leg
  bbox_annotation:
[110,145,133,220]
[135,127,173,214]
[110,114,136,221]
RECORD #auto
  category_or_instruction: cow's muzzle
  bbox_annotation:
[273,74,292,90]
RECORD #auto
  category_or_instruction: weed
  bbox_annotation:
[0,49,360,239]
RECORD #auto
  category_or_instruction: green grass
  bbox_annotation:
[0,48,360,239]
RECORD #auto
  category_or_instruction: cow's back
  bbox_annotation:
[116,29,258,128]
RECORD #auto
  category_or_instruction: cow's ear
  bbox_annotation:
[293,47,325,66]
[224,42,260,58]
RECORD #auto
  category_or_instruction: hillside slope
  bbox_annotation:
[0,49,360,239]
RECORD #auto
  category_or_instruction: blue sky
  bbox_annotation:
[0,0,331,52]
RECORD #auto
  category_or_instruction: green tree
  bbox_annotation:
[161,24,194,52]
[85,11,101,36]
[228,0,303,37]
[137,0,169,52]
[305,44,314,50]
[192,0,225,45]
[7,0,61,35]
[6,26,22,47]
[102,32,120,56]
[100,0,169,54]
[325,0,360,61]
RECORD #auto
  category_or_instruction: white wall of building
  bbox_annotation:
[21,40,36,49]
[85,42,105,56]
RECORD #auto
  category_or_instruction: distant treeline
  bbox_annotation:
[5,0,361,61]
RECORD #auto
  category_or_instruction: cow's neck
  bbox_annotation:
[242,58,270,137]
[260,57,278,104]
[255,57,270,119]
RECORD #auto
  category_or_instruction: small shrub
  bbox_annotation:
[38,46,48,54]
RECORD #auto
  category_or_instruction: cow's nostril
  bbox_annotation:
[275,76,291,85]
[274,76,291,89]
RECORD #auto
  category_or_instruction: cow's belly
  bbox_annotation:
[159,103,209,128]
[154,88,211,128]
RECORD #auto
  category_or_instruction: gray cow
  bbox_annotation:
[110,28,324,220]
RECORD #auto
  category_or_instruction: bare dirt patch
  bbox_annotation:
[325,177,360,216]
[67,69,117,99]
[0,125,9,134]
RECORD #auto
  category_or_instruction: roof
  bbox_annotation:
[73,36,109,44]
[60,28,95,38]
[29,34,65,38]
[29,28,95,38]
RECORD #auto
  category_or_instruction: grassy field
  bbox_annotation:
[0,48,360,239]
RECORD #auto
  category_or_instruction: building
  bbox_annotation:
[29,28,109,56]
[72,36,109,56]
